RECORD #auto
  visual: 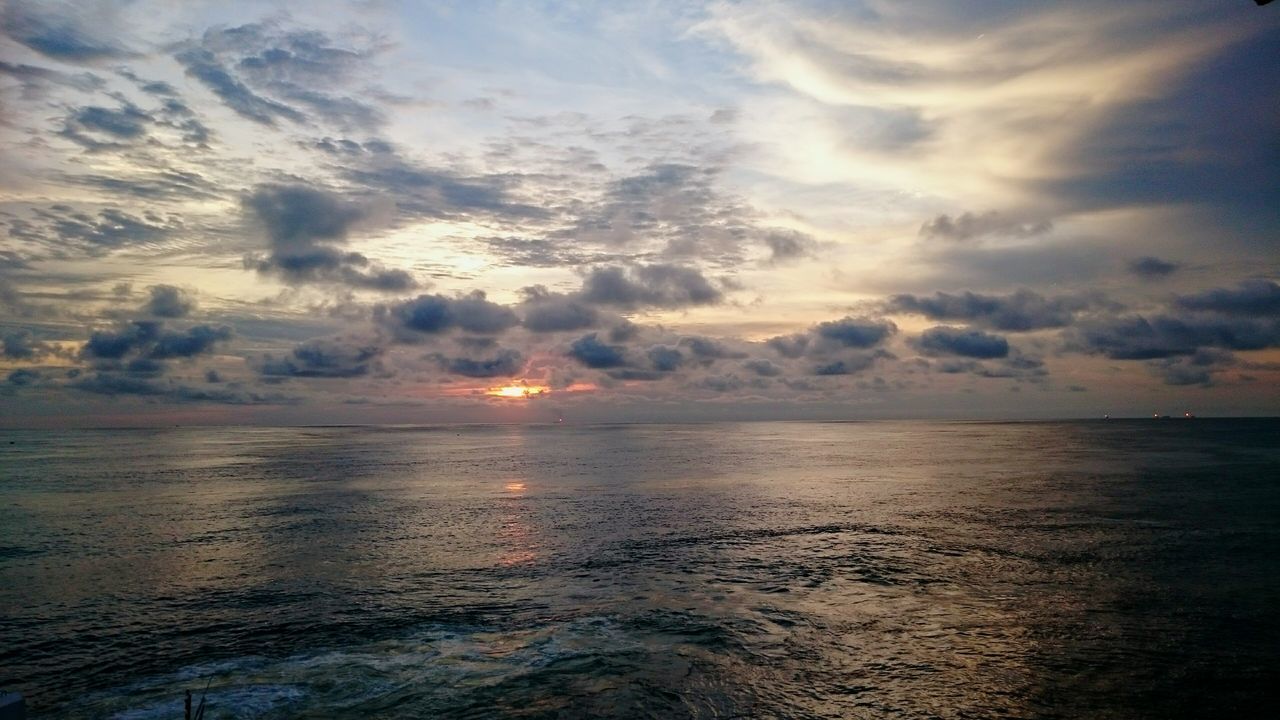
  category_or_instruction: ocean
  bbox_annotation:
[1,420,1278,718]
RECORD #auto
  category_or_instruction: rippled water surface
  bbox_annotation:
[2,420,1278,718]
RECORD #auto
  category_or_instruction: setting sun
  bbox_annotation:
[487,384,550,399]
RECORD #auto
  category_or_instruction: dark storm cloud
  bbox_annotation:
[578,264,723,309]
[1147,349,1236,387]
[81,321,231,362]
[519,289,599,333]
[259,337,382,378]
[742,358,782,377]
[70,372,293,404]
[679,336,747,361]
[567,333,627,369]
[1175,279,1280,317]
[813,354,879,376]
[1127,256,1181,279]
[694,374,746,392]
[1033,30,1280,221]
[2,330,53,359]
[646,345,684,372]
[448,292,521,334]
[244,184,418,291]
[766,333,809,359]
[766,315,898,372]
[6,368,41,386]
[247,184,365,245]
[431,348,523,378]
[1068,314,1280,360]
[142,285,195,318]
[919,211,1052,241]
[378,291,520,338]
[887,289,1093,331]
[1,1,134,62]
[380,294,450,334]
[815,317,897,349]
[914,327,1010,359]
[928,353,1047,381]
[607,368,666,382]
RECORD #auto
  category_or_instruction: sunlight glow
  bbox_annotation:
[487,384,550,399]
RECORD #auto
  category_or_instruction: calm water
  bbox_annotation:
[1,420,1278,718]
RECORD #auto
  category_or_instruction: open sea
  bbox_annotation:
[1,420,1278,719]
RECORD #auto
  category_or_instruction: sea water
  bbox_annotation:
[2,420,1278,718]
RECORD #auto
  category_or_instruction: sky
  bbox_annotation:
[1,0,1278,426]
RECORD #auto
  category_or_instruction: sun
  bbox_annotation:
[487,383,549,399]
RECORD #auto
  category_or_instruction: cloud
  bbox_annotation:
[695,374,746,392]
[1068,313,1280,360]
[927,352,1047,382]
[12,205,181,255]
[378,291,519,338]
[62,169,222,202]
[701,0,1269,218]
[343,155,543,222]
[647,345,684,372]
[0,60,104,98]
[246,184,366,245]
[1175,279,1280,317]
[813,354,880,376]
[919,211,1053,241]
[259,337,382,378]
[761,229,816,264]
[545,161,807,266]
[2,330,52,359]
[559,163,733,250]
[763,315,898,372]
[1147,348,1236,387]
[742,358,782,377]
[6,368,41,386]
[766,333,809,359]
[244,184,417,291]
[142,285,195,318]
[1,1,134,62]
[148,325,232,359]
[814,317,897,349]
[914,327,1010,359]
[519,289,599,333]
[61,101,151,150]
[174,23,382,130]
[70,373,293,404]
[82,321,231,362]
[176,47,305,126]
[578,264,723,309]
[679,336,747,361]
[567,333,627,369]
[1127,256,1181,279]
[888,289,1093,331]
[432,348,523,378]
